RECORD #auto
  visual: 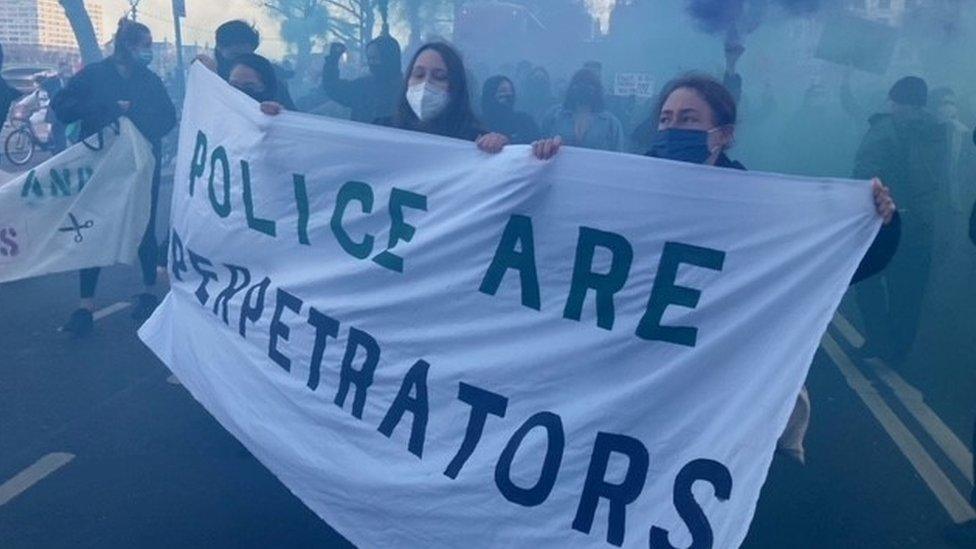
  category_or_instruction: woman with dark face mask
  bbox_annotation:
[481,75,540,145]
[540,69,623,152]
[51,18,177,336]
[654,75,899,284]
[534,74,899,282]
[228,53,287,116]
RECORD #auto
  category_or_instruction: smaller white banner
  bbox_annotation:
[614,73,655,97]
[0,118,154,283]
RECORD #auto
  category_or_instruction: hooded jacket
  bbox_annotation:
[853,108,949,224]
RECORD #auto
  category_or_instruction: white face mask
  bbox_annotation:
[407,82,450,122]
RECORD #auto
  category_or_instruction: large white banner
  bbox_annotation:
[140,65,880,548]
[0,118,154,283]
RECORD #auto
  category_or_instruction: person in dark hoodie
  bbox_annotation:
[0,43,22,131]
[853,76,948,364]
[481,75,540,145]
[208,20,295,111]
[52,19,177,336]
[321,35,402,124]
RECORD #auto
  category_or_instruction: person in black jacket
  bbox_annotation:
[971,129,976,247]
[481,75,540,145]
[322,35,402,124]
[52,18,177,336]
[852,77,947,363]
[40,62,73,153]
[210,20,295,111]
[0,43,22,132]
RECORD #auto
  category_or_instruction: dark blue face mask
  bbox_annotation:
[649,128,713,164]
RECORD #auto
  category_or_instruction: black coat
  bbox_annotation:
[482,109,540,145]
[0,77,20,124]
[969,200,976,247]
[321,54,400,124]
[51,56,176,149]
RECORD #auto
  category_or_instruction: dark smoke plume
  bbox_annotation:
[686,0,828,35]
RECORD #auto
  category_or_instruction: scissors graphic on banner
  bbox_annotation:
[59,213,94,243]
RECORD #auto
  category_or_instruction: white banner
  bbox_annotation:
[140,65,880,548]
[0,118,154,283]
[614,73,655,98]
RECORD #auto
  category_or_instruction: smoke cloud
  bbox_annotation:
[686,0,830,35]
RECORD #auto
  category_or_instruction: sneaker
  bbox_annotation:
[945,520,976,547]
[131,293,159,322]
[61,308,93,337]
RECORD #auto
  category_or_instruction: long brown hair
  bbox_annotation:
[393,42,480,138]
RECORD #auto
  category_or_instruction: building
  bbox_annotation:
[0,0,105,53]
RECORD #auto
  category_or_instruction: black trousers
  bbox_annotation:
[79,162,160,299]
[855,214,934,360]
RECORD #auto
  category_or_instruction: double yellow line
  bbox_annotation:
[823,314,975,524]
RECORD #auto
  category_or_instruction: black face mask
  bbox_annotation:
[649,128,714,164]
[567,85,598,108]
[235,84,274,103]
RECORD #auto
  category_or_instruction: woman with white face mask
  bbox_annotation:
[379,42,511,154]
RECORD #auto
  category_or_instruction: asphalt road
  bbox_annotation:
[1,174,973,548]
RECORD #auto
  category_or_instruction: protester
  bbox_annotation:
[931,87,973,212]
[536,73,898,270]
[52,19,176,336]
[209,20,296,111]
[40,62,73,153]
[0,43,21,129]
[519,66,555,123]
[480,75,540,144]
[227,53,286,116]
[853,76,948,363]
[378,42,509,154]
[971,196,976,246]
[321,35,402,124]
[540,69,624,152]
[778,82,859,178]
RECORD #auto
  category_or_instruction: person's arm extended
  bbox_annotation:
[851,211,901,284]
[321,43,362,110]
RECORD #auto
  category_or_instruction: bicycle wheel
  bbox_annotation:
[4,128,35,166]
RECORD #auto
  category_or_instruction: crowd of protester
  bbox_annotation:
[2,13,976,546]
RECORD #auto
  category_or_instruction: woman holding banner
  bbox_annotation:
[534,73,900,462]
[534,74,899,271]
[52,19,176,336]
[378,42,509,154]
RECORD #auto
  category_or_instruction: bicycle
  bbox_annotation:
[3,104,55,167]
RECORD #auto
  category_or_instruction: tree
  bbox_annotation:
[324,0,384,51]
[59,0,103,64]
[258,0,390,66]
[256,0,332,81]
